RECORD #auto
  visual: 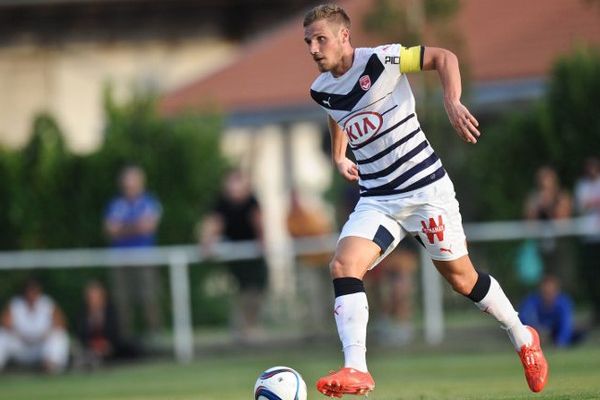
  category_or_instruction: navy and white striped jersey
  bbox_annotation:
[310,44,446,198]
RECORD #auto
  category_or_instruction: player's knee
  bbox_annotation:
[448,273,473,296]
[329,257,356,279]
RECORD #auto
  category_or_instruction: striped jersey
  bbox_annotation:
[310,44,446,198]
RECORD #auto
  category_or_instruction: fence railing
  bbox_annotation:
[0,217,597,362]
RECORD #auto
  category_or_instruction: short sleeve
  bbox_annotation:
[143,194,162,219]
[212,196,227,215]
[376,43,424,76]
[104,199,126,222]
[248,195,259,209]
[375,43,403,77]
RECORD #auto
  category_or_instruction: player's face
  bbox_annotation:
[304,20,346,72]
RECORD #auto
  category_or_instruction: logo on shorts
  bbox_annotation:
[421,215,445,244]
[359,75,371,91]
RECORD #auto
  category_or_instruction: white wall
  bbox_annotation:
[0,38,235,153]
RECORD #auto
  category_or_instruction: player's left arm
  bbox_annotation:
[419,47,481,144]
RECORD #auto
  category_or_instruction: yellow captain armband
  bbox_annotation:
[399,45,424,73]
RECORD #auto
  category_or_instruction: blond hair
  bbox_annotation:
[303,4,351,28]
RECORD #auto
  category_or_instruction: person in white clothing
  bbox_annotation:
[0,279,69,373]
[303,4,548,397]
[575,157,600,325]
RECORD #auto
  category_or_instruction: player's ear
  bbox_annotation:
[340,27,350,44]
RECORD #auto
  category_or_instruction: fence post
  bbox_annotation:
[168,251,194,363]
[420,248,444,344]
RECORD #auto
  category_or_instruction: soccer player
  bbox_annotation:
[302,4,548,397]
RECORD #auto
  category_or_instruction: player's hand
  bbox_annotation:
[444,99,480,144]
[336,158,359,182]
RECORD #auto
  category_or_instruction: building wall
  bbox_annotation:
[0,38,235,153]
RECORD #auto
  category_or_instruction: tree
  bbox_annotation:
[0,92,229,326]
[466,47,600,220]
[0,92,227,250]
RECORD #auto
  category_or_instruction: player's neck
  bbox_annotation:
[331,48,355,78]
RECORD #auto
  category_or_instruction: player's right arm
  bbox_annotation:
[328,115,358,182]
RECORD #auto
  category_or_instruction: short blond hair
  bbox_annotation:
[303,4,351,28]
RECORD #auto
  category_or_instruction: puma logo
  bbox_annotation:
[323,97,331,107]
[440,247,453,254]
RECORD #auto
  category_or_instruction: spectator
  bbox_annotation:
[104,165,163,337]
[76,281,139,368]
[523,166,573,274]
[286,189,334,337]
[199,169,267,341]
[574,157,600,325]
[0,279,69,373]
[519,275,583,347]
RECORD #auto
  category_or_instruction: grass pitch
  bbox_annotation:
[1,343,599,400]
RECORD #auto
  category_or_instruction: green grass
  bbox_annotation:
[1,344,599,400]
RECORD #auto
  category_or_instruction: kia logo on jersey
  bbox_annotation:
[343,111,383,146]
[359,75,371,91]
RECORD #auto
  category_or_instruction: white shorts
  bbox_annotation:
[340,175,468,268]
[0,329,69,370]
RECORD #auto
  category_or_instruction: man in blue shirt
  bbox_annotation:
[104,165,162,337]
[105,166,161,248]
[519,275,579,347]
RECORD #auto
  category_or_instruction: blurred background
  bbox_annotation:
[0,0,599,399]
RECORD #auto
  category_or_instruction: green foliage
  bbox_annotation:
[1,92,226,249]
[0,91,229,327]
[424,0,460,20]
[465,47,600,220]
[363,0,461,44]
[363,0,414,43]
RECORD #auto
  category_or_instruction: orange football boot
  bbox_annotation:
[316,367,375,398]
[517,326,549,393]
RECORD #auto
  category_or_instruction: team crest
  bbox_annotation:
[359,75,371,91]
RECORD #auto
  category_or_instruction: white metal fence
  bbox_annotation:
[0,217,597,362]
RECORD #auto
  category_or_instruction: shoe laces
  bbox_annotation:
[521,346,541,372]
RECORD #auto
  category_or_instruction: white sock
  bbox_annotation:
[475,275,532,350]
[334,292,369,372]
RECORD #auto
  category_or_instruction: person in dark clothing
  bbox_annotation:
[77,281,138,367]
[200,169,267,341]
[523,166,572,275]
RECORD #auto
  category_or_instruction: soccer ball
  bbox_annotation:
[254,366,307,400]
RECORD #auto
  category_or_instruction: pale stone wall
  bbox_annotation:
[0,38,235,153]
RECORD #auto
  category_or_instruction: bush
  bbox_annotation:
[0,91,229,327]
[464,47,600,220]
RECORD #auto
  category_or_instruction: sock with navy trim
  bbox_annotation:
[468,272,532,350]
[333,277,369,372]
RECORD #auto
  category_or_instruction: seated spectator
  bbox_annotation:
[0,279,69,373]
[519,274,583,347]
[76,281,139,368]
